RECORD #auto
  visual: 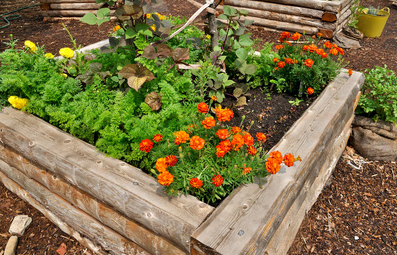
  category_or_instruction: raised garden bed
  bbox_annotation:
[218,0,354,38]
[0,68,364,254]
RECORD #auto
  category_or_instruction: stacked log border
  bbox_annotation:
[0,70,364,254]
[39,0,104,18]
[217,0,354,38]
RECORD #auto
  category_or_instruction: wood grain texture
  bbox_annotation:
[0,160,150,255]
[0,170,108,255]
[49,3,103,10]
[251,0,344,12]
[0,144,186,255]
[224,0,325,19]
[191,70,365,255]
[0,108,214,253]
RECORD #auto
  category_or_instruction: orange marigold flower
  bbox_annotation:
[315,48,325,55]
[329,48,338,55]
[139,139,153,153]
[197,102,209,113]
[156,158,168,172]
[291,32,302,41]
[285,58,294,64]
[307,87,314,95]
[165,155,178,167]
[187,124,195,133]
[274,67,279,71]
[336,47,344,55]
[214,106,234,122]
[275,45,284,50]
[308,44,318,53]
[348,68,353,76]
[247,146,257,156]
[216,147,227,158]
[201,116,216,129]
[211,95,217,101]
[153,134,163,142]
[113,25,121,32]
[189,177,203,189]
[321,52,328,59]
[284,153,295,167]
[266,157,281,174]
[273,57,279,63]
[216,129,229,140]
[243,166,252,175]
[302,45,309,51]
[280,31,291,39]
[304,59,314,68]
[256,132,267,142]
[216,140,232,157]
[190,135,205,150]
[243,133,254,146]
[231,134,245,151]
[317,32,323,37]
[270,150,283,164]
[277,61,286,68]
[158,171,174,186]
[231,126,241,134]
[212,174,224,187]
[174,131,189,145]
[324,41,333,48]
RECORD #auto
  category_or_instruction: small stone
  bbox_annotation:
[4,236,18,255]
[354,236,359,240]
[9,215,32,236]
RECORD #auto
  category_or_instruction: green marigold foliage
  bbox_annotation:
[356,65,397,123]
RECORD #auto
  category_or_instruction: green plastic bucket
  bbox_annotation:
[356,7,390,38]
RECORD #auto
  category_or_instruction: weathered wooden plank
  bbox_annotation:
[216,5,337,30]
[223,0,325,19]
[0,108,214,252]
[49,3,103,10]
[0,159,151,255]
[252,0,344,12]
[266,115,353,254]
[191,70,365,255]
[41,10,102,17]
[0,170,108,255]
[40,0,97,2]
[0,144,186,255]
[238,15,318,34]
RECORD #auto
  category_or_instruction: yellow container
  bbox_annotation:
[356,7,390,38]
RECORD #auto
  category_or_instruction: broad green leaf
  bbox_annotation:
[233,88,243,98]
[218,14,228,20]
[239,9,249,16]
[96,0,106,3]
[80,13,98,25]
[239,34,253,47]
[136,22,150,32]
[97,17,110,26]
[235,96,247,107]
[223,6,237,16]
[97,8,110,19]
[244,19,254,26]
[125,27,137,39]
[244,64,257,75]
[236,48,248,61]
[141,29,153,36]
[118,64,155,91]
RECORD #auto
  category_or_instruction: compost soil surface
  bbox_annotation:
[1,0,396,254]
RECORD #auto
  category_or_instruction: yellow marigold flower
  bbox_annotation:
[8,96,29,110]
[24,40,37,53]
[206,34,211,40]
[60,73,68,78]
[150,24,156,31]
[146,13,151,19]
[44,53,54,59]
[59,47,75,59]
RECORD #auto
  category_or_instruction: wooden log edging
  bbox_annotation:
[0,70,364,254]
[220,0,354,38]
[0,107,214,254]
[191,70,365,255]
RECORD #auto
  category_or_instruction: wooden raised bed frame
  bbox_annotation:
[0,70,364,254]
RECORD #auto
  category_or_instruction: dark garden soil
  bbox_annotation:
[1,0,397,254]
